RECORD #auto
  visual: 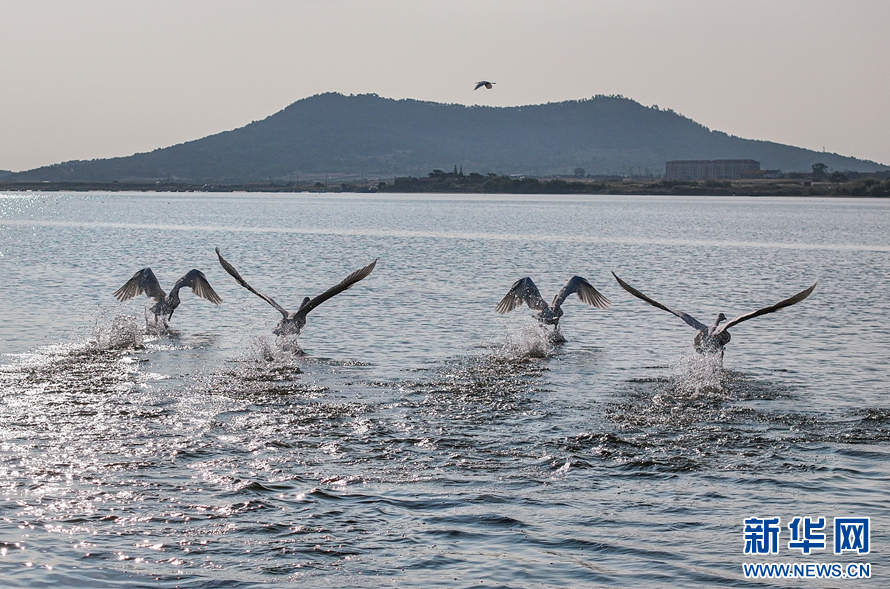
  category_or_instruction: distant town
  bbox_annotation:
[2,161,889,197]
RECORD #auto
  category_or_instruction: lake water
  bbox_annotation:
[1,192,888,587]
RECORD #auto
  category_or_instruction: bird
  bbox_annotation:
[496,276,611,336]
[113,268,222,328]
[611,271,817,359]
[474,81,495,90]
[215,247,377,337]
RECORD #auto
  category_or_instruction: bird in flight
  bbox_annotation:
[474,81,496,90]
[611,271,817,360]
[496,276,611,339]
[216,248,377,337]
[113,268,222,329]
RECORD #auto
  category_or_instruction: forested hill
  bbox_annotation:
[9,93,886,183]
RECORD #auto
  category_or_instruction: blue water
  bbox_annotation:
[1,192,888,587]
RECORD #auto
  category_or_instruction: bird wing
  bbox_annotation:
[496,277,548,314]
[719,282,817,332]
[294,259,378,319]
[552,276,611,312]
[612,272,708,332]
[474,81,486,90]
[173,269,222,305]
[113,268,165,302]
[216,248,287,317]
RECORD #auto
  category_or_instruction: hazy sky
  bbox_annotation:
[2,0,888,172]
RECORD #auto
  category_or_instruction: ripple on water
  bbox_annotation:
[3,193,890,587]
[2,328,888,587]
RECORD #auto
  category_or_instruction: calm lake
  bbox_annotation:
[1,191,888,588]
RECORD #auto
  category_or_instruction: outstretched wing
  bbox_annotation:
[113,268,165,302]
[216,248,287,317]
[173,269,222,305]
[295,259,378,319]
[496,277,548,314]
[612,271,708,332]
[719,282,817,332]
[552,276,611,312]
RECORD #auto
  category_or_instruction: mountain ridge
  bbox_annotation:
[8,92,886,182]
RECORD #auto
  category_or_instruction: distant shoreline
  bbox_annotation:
[1,175,889,197]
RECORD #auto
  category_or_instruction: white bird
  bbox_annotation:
[496,276,611,335]
[612,271,817,359]
[474,81,496,90]
[113,268,222,328]
[216,248,377,336]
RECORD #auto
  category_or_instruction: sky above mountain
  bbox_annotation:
[2,0,888,172]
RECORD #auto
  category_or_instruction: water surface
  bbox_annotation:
[1,192,887,587]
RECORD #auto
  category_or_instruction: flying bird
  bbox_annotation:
[216,247,377,337]
[496,276,611,336]
[611,271,817,359]
[474,81,495,90]
[113,268,222,328]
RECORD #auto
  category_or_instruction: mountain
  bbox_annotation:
[7,93,886,183]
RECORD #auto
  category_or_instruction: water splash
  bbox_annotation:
[670,351,726,396]
[90,313,144,351]
[492,323,556,359]
[244,334,305,363]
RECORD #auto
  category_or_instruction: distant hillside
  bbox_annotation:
[7,93,886,183]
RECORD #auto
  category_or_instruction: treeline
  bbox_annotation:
[834,178,890,196]
[384,170,609,194]
[2,172,889,197]
[378,169,890,196]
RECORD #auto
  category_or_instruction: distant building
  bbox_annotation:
[665,159,760,181]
